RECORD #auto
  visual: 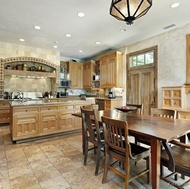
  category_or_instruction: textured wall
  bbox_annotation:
[126,23,190,107]
[0,41,60,96]
[0,41,60,65]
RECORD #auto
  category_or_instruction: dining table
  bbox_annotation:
[72,109,190,189]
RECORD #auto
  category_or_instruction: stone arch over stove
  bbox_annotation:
[0,57,60,98]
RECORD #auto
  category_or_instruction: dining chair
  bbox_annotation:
[151,108,177,119]
[161,140,190,188]
[126,103,144,114]
[80,105,104,176]
[101,116,150,189]
[135,108,177,146]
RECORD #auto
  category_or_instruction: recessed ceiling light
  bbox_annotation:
[120,29,126,32]
[53,45,58,48]
[19,38,25,42]
[66,34,71,38]
[79,50,83,53]
[170,2,180,8]
[96,42,100,45]
[77,12,85,17]
[34,25,41,30]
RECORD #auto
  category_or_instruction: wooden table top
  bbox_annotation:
[73,109,190,142]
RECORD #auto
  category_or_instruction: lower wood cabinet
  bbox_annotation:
[39,106,58,134]
[10,101,90,141]
[0,101,10,124]
[58,105,75,132]
[12,107,39,140]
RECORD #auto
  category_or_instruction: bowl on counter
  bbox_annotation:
[115,106,137,112]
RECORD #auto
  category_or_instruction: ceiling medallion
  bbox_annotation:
[110,0,152,25]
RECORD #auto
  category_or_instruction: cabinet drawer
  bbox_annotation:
[172,90,181,98]
[173,99,181,107]
[40,106,58,112]
[163,99,171,106]
[59,105,74,110]
[178,112,190,120]
[0,102,10,109]
[14,107,38,114]
[163,90,171,98]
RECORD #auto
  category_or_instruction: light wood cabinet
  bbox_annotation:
[69,62,83,88]
[95,98,122,110]
[83,60,96,89]
[99,51,123,88]
[10,100,91,141]
[39,106,58,134]
[162,86,190,109]
[12,107,39,140]
[58,105,75,132]
[0,101,10,124]
[0,62,3,99]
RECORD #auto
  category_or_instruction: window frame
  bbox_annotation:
[127,46,157,71]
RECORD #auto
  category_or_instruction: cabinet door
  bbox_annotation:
[107,56,116,87]
[100,51,123,88]
[83,62,92,88]
[39,106,58,134]
[100,58,108,88]
[69,62,83,88]
[0,101,10,123]
[59,109,75,132]
[12,107,39,140]
[76,64,83,88]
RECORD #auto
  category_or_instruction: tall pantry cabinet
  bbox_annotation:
[99,51,123,88]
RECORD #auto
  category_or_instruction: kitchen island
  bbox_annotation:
[9,99,91,142]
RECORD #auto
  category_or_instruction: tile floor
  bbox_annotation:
[0,124,189,189]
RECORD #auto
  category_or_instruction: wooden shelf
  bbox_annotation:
[4,69,56,78]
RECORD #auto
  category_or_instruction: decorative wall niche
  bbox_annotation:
[0,57,60,98]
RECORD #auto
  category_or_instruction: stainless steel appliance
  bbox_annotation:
[57,91,68,98]
[108,88,116,99]
[59,80,71,87]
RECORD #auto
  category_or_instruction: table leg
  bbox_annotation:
[150,138,161,189]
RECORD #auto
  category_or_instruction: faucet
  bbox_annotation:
[16,92,24,102]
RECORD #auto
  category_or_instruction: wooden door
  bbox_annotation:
[127,46,158,115]
[127,68,155,114]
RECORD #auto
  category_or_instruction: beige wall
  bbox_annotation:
[0,41,60,65]
[0,41,60,94]
[125,23,190,107]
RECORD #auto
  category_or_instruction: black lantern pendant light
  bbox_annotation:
[110,0,152,25]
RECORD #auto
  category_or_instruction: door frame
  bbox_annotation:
[126,46,158,111]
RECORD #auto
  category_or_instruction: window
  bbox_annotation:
[129,50,154,68]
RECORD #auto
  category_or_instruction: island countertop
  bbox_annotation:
[9,99,89,107]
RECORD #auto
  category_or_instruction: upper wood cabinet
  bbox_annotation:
[83,60,96,89]
[99,51,123,88]
[69,62,83,89]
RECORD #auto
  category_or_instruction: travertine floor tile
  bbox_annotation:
[0,124,189,189]
[39,175,70,189]
[10,172,38,189]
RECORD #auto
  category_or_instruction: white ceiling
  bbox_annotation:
[0,0,190,60]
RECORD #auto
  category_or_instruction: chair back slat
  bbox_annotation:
[102,116,129,153]
[81,105,100,143]
[151,108,177,119]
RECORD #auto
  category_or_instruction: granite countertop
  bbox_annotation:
[9,99,89,107]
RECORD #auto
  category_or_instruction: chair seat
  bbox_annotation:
[161,145,190,177]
